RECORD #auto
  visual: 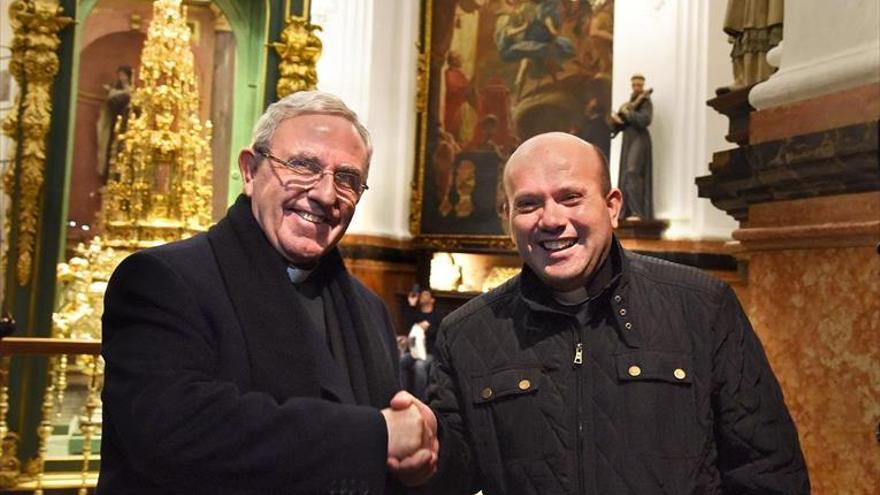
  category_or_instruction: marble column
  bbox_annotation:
[749,0,880,109]
[698,2,880,491]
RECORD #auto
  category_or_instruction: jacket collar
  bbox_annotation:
[517,236,642,348]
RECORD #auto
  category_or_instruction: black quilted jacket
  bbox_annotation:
[423,243,809,494]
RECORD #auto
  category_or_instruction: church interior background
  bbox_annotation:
[0,0,876,492]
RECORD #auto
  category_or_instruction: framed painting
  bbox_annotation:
[411,0,615,250]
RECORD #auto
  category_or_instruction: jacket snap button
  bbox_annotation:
[628,365,641,377]
[619,308,627,316]
[674,368,687,380]
[625,322,633,330]
[614,295,622,303]
[481,387,493,399]
[518,379,531,391]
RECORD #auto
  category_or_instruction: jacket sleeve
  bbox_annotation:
[419,323,482,495]
[101,251,389,493]
[711,285,811,494]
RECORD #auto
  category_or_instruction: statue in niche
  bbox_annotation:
[723,0,783,89]
[610,73,653,220]
[96,65,133,180]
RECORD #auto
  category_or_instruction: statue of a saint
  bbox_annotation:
[610,74,653,220]
[96,65,133,179]
[723,0,783,88]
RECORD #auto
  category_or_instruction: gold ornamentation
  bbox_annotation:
[0,356,22,489]
[270,16,322,98]
[1,0,73,286]
[415,43,428,113]
[53,237,126,341]
[100,0,213,250]
[414,236,514,251]
[32,355,59,495]
[482,266,521,292]
[54,0,212,340]
[76,356,102,495]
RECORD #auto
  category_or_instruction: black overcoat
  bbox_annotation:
[97,196,401,494]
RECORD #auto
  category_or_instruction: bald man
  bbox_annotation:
[418,133,809,494]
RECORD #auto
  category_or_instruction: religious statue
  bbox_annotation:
[95,65,133,179]
[723,0,783,88]
[610,74,653,220]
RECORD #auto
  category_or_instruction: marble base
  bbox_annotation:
[739,192,880,494]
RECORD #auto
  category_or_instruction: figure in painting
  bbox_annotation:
[610,74,654,220]
[443,51,476,143]
[587,0,613,79]
[96,65,133,180]
[495,0,575,98]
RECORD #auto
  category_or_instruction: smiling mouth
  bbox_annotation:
[539,238,577,252]
[288,208,327,225]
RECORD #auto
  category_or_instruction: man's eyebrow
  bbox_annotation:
[285,152,361,175]
[335,164,363,176]
[513,193,540,204]
[285,151,323,166]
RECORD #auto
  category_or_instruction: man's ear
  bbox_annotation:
[606,188,622,229]
[238,149,258,196]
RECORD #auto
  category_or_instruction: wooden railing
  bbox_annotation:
[0,337,102,494]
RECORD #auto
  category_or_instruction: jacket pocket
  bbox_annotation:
[469,366,561,461]
[614,350,702,457]
[471,366,541,404]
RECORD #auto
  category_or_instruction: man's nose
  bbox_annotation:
[307,172,337,205]
[538,201,566,231]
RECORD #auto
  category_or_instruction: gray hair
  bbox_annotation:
[250,90,373,169]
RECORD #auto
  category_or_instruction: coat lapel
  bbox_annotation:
[207,195,325,402]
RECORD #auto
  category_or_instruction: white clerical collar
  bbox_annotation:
[286,265,314,284]
[553,286,589,306]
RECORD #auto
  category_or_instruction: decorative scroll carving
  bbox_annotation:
[0,0,73,286]
[271,16,323,99]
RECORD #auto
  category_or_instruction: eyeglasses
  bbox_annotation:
[256,148,368,200]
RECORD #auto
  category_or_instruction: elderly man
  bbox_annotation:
[422,132,809,494]
[98,91,436,494]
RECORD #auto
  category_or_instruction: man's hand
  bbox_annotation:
[385,391,439,487]
[381,401,426,459]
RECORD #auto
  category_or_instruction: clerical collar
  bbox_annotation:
[551,247,615,307]
[286,265,315,284]
[554,287,589,306]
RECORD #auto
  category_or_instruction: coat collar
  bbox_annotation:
[205,194,353,402]
[517,236,642,348]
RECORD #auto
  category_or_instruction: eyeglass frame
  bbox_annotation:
[254,147,369,197]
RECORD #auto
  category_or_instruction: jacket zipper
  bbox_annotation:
[573,328,585,494]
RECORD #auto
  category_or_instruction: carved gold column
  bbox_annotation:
[76,356,101,495]
[32,355,58,495]
[0,0,73,286]
[270,16,322,99]
[0,355,21,489]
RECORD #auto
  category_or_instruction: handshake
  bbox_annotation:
[381,391,439,487]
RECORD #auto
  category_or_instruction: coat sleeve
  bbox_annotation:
[710,286,811,494]
[101,251,389,493]
[418,323,483,495]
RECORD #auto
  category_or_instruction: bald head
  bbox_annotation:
[501,132,622,292]
[503,132,611,204]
